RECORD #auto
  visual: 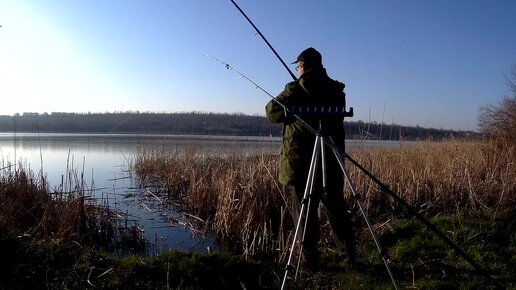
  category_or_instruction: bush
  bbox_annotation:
[478,64,516,145]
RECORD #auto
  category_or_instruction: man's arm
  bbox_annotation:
[265,82,298,123]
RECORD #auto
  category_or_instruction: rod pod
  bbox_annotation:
[280,134,399,290]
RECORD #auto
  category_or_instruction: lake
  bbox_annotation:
[0,133,402,255]
[0,133,286,255]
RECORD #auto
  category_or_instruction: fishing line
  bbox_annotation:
[108,114,132,134]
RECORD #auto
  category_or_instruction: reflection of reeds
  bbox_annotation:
[133,140,516,259]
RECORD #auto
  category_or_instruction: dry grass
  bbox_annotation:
[0,161,143,251]
[347,140,516,220]
[134,145,285,259]
[0,162,87,243]
[133,140,516,259]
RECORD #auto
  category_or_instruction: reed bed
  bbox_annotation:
[0,162,87,243]
[347,140,516,220]
[133,140,515,260]
[0,161,144,252]
[134,145,286,259]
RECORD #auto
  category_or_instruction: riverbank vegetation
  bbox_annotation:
[132,139,516,288]
[2,64,514,289]
[1,139,514,288]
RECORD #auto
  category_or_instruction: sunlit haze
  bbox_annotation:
[1,1,515,131]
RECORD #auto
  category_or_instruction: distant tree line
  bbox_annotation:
[0,111,475,141]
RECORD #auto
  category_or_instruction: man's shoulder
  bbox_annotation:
[329,78,345,91]
[280,80,304,96]
[284,80,300,90]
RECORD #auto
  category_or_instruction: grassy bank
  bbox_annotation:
[0,140,514,288]
[0,162,146,288]
[134,140,516,252]
[1,214,513,289]
[133,140,516,288]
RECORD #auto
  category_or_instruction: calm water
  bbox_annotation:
[0,133,283,255]
[0,133,403,255]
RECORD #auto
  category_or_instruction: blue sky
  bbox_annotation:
[0,1,515,131]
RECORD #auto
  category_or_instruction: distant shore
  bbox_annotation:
[0,111,478,141]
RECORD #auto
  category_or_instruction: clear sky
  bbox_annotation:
[1,1,515,131]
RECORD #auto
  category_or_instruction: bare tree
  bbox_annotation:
[478,65,516,144]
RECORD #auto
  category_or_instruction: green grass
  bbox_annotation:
[1,140,515,289]
[1,213,514,289]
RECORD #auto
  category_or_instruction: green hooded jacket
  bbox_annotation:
[265,67,346,186]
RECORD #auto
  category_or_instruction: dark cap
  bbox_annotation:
[291,47,322,68]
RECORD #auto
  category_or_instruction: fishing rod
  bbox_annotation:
[226,0,502,288]
[206,54,348,148]
[229,0,297,81]
[206,54,315,137]
[206,54,281,105]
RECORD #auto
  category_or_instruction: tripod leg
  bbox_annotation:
[294,136,325,276]
[281,136,321,290]
[320,134,328,196]
[331,144,399,290]
[294,181,320,279]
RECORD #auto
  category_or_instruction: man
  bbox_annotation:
[265,47,356,268]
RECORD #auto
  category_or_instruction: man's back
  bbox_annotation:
[265,66,346,185]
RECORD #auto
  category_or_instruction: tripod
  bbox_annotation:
[281,132,399,290]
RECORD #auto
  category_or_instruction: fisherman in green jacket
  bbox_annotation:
[266,47,356,268]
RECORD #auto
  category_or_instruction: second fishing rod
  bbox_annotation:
[227,0,501,288]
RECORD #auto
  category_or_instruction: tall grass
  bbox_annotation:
[0,160,145,253]
[347,140,515,220]
[133,140,515,260]
[0,161,87,243]
[134,145,285,259]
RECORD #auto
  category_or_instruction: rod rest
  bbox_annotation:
[288,106,354,117]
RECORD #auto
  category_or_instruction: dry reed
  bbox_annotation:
[0,161,139,250]
[134,145,285,259]
[347,140,516,221]
[0,162,87,243]
[133,140,515,259]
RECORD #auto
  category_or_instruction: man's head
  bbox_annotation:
[292,47,323,76]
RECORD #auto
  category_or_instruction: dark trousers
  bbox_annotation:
[289,163,357,263]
